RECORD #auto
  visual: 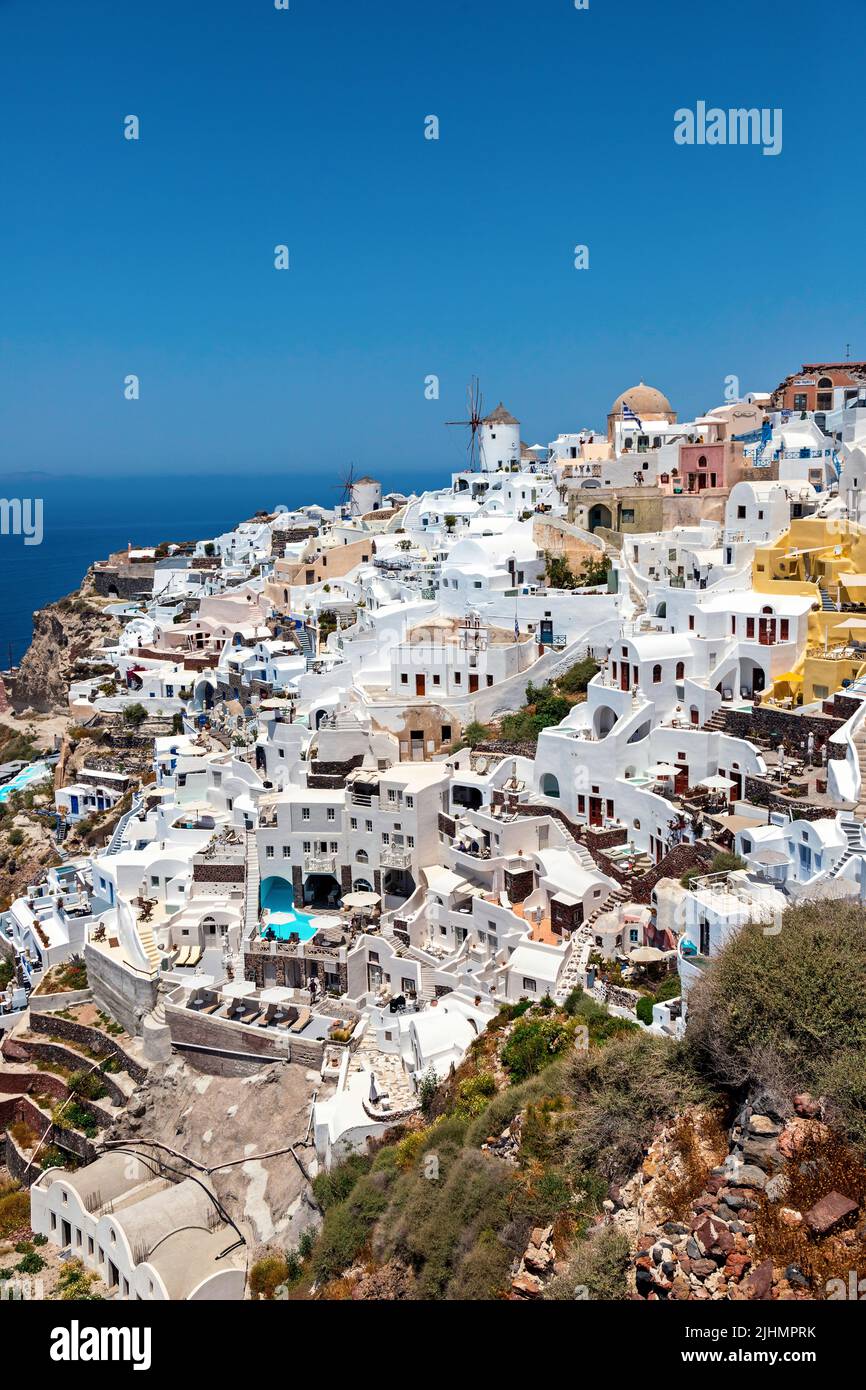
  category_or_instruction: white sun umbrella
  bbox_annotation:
[646,763,678,779]
[629,946,666,964]
[310,915,343,931]
[221,979,256,999]
[260,986,293,1004]
[699,774,735,791]
[342,891,381,909]
[748,848,789,867]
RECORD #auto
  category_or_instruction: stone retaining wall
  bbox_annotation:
[1,1038,128,1107]
[28,1010,147,1084]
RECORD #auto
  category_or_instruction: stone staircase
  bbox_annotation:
[585,884,629,929]
[136,921,162,972]
[832,815,865,877]
[819,585,838,612]
[703,709,728,733]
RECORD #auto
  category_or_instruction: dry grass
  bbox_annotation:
[753,1127,866,1294]
[653,1108,729,1222]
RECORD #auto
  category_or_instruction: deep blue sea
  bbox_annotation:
[0,467,445,666]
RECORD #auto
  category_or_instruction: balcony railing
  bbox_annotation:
[380,845,412,869]
[304,852,337,874]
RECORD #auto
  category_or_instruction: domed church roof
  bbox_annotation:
[609,382,675,419]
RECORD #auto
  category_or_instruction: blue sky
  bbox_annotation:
[0,0,862,480]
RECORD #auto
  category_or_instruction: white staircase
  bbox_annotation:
[244,829,261,932]
[832,816,865,878]
[106,792,144,856]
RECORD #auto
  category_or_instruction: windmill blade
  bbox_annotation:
[333,462,357,507]
[446,377,484,470]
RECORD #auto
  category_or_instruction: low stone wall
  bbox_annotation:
[0,1094,97,1180]
[28,1010,147,1084]
[1,1038,128,1107]
[28,987,92,1013]
[629,843,715,905]
[165,998,326,1071]
[717,704,845,759]
[0,1070,67,1103]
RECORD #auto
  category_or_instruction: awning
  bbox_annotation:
[221,979,256,999]
[710,813,764,833]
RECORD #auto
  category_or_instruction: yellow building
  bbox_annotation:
[751,518,866,705]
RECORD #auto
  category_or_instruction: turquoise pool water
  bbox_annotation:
[260,877,319,942]
[0,760,50,803]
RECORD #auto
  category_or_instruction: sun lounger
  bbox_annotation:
[186,945,202,967]
[174,947,191,967]
[289,1007,311,1034]
[202,999,222,1015]
[275,1011,294,1030]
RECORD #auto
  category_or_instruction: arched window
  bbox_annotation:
[675,661,685,680]
[355,849,369,863]
[540,772,560,799]
[652,664,662,683]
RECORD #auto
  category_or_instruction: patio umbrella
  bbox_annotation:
[833,619,866,638]
[310,915,343,931]
[748,848,789,867]
[699,774,735,791]
[342,891,381,909]
[629,946,666,964]
[646,763,678,779]
[260,986,293,1004]
[221,979,256,999]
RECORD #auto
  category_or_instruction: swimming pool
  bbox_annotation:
[0,760,51,803]
[260,877,319,942]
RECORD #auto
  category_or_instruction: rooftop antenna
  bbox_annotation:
[446,376,484,471]
[333,463,357,511]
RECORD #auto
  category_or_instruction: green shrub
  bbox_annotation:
[501,1014,576,1083]
[249,1253,289,1299]
[311,1152,372,1211]
[57,1259,103,1300]
[686,902,866,1148]
[563,1033,709,1182]
[16,1252,45,1275]
[635,996,655,1026]
[312,1169,393,1282]
[557,658,600,695]
[544,1228,630,1300]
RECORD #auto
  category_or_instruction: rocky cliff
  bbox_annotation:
[12,581,120,714]
[618,1093,866,1300]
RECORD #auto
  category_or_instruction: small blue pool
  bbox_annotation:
[260,877,319,942]
[0,760,50,803]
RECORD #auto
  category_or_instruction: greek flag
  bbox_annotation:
[622,401,643,430]
[514,615,520,640]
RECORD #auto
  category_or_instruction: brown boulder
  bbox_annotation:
[747,1259,774,1300]
[804,1191,859,1237]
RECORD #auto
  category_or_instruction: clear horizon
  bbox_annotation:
[1,0,863,478]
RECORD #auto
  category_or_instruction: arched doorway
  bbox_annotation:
[588,503,613,533]
[304,873,341,908]
[593,705,618,738]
